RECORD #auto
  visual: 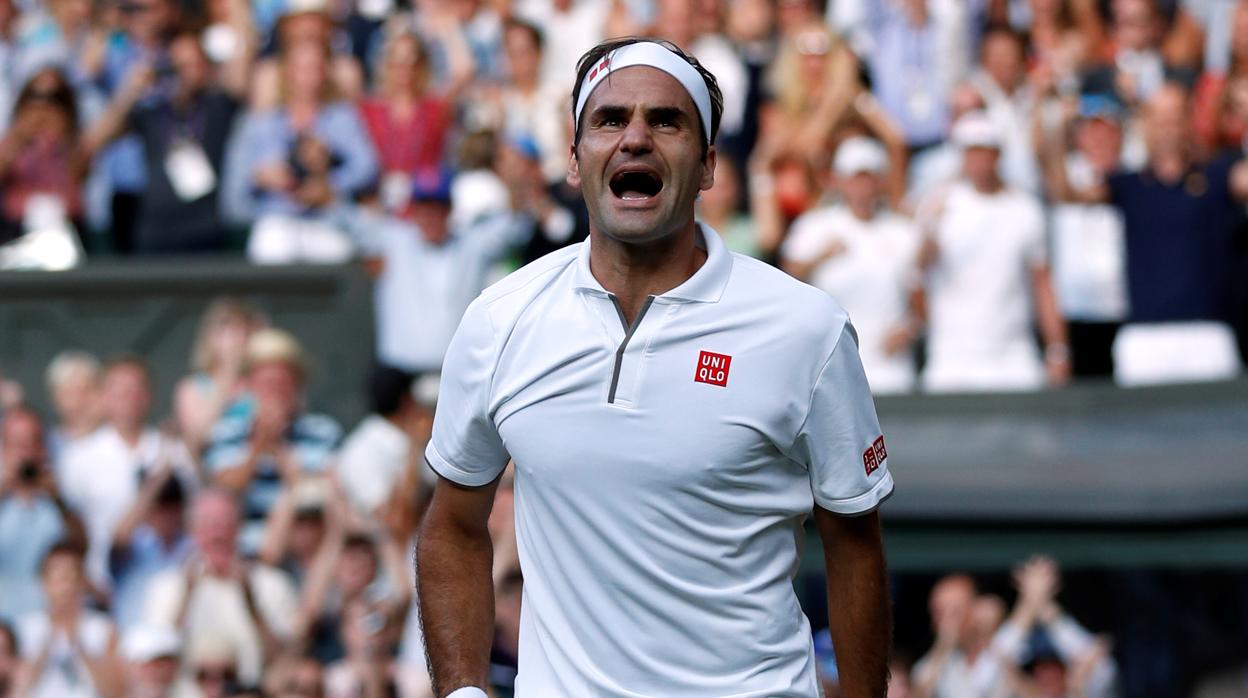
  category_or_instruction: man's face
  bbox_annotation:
[51,367,98,427]
[838,171,881,211]
[503,26,541,85]
[1114,0,1159,52]
[1075,117,1123,171]
[981,33,1024,91]
[102,364,151,432]
[1,410,44,472]
[191,495,239,570]
[42,553,84,608]
[169,34,210,92]
[1144,86,1190,156]
[134,656,180,692]
[249,362,301,415]
[962,146,1001,187]
[411,200,451,245]
[569,66,715,245]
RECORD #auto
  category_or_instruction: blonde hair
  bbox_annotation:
[190,297,262,374]
[45,350,100,394]
[374,30,430,99]
[765,24,843,120]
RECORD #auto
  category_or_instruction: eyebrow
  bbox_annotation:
[588,104,692,126]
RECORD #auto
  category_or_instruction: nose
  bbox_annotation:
[619,114,654,155]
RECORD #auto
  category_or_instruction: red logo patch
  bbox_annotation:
[872,435,888,464]
[863,446,879,476]
[694,350,731,387]
[588,56,611,81]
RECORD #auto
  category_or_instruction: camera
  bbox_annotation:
[17,459,41,484]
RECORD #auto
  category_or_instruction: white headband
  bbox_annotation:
[573,41,713,145]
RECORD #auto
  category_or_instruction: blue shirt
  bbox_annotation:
[203,399,342,553]
[0,494,64,623]
[1107,156,1241,323]
[222,103,379,223]
[108,525,192,630]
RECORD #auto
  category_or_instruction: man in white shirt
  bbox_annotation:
[783,137,923,394]
[917,111,1070,392]
[58,356,196,590]
[141,489,297,687]
[417,39,894,698]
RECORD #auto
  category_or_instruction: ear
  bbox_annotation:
[699,145,717,192]
[566,143,581,190]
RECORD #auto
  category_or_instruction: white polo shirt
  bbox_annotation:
[427,225,894,697]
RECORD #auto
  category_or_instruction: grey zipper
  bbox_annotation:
[607,294,655,404]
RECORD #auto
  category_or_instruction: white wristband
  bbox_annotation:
[446,688,488,698]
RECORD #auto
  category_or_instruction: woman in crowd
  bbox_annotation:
[357,25,471,215]
[224,38,378,264]
[0,68,87,247]
[174,297,264,457]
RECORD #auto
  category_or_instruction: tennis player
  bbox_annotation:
[417,38,894,698]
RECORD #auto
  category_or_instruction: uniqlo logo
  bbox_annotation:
[863,446,879,476]
[872,436,888,464]
[694,350,732,387]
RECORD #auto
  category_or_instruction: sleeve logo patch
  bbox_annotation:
[694,350,732,387]
[863,436,886,476]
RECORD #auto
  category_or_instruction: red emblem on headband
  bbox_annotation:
[588,56,611,81]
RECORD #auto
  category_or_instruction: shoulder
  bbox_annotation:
[727,254,850,346]
[294,413,342,443]
[473,242,582,317]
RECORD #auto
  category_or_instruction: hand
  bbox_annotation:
[916,235,939,269]
[293,177,335,208]
[276,447,302,484]
[1013,555,1060,611]
[881,324,916,357]
[254,162,295,192]
[121,63,156,100]
[820,238,847,263]
[251,402,291,454]
[1045,344,1072,387]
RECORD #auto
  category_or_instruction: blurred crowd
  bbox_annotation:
[0,0,1242,391]
[1,0,1248,696]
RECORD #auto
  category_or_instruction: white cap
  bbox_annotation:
[122,625,182,663]
[833,137,887,176]
[282,0,330,17]
[951,111,1002,150]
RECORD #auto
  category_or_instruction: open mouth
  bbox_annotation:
[609,170,663,200]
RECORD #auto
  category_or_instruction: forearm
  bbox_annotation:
[213,449,262,493]
[416,517,495,696]
[1032,269,1068,349]
[820,511,891,698]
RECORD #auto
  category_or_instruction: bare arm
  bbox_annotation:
[852,93,910,209]
[416,475,500,697]
[82,65,153,158]
[1030,265,1071,386]
[814,507,891,698]
[218,0,257,99]
[111,464,174,549]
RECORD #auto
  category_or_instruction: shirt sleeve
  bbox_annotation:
[790,322,895,515]
[779,213,827,263]
[425,299,510,487]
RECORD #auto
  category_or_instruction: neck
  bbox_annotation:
[1151,152,1188,183]
[115,423,144,446]
[971,177,1003,195]
[589,221,706,325]
[848,202,875,221]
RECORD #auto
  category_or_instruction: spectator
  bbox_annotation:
[907,82,988,204]
[325,597,431,698]
[863,0,972,149]
[968,25,1042,193]
[495,133,587,263]
[257,476,334,587]
[141,489,298,688]
[82,17,253,254]
[759,21,859,164]
[1081,0,1199,106]
[1058,84,1248,385]
[1192,1,1248,155]
[515,0,608,96]
[185,633,245,698]
[1025,0,1104,97]
[912,574,1009,698]
[224,39,378,264]
[266,653,327,698]
[174,297,264,457]
[335,365,431,520]
[916,111,1070,392]
[248,0,364,111]
[996,556,1118,698]
[347,167,530,374]
[292,527,410,665]
[43,349,101,465]
[0,406,84,622]
[359,26,471,215]
[0,620,17,697]
[489,18,567,185]
[205,328,342,553]
[696,154,760,257]
[12,540,122,698]
[107,466,191,631]
[0,67,87,248]
[59,354,196,589]
[119,624,192,698]
[782,137,924,394]
[1037,93,1129,377]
